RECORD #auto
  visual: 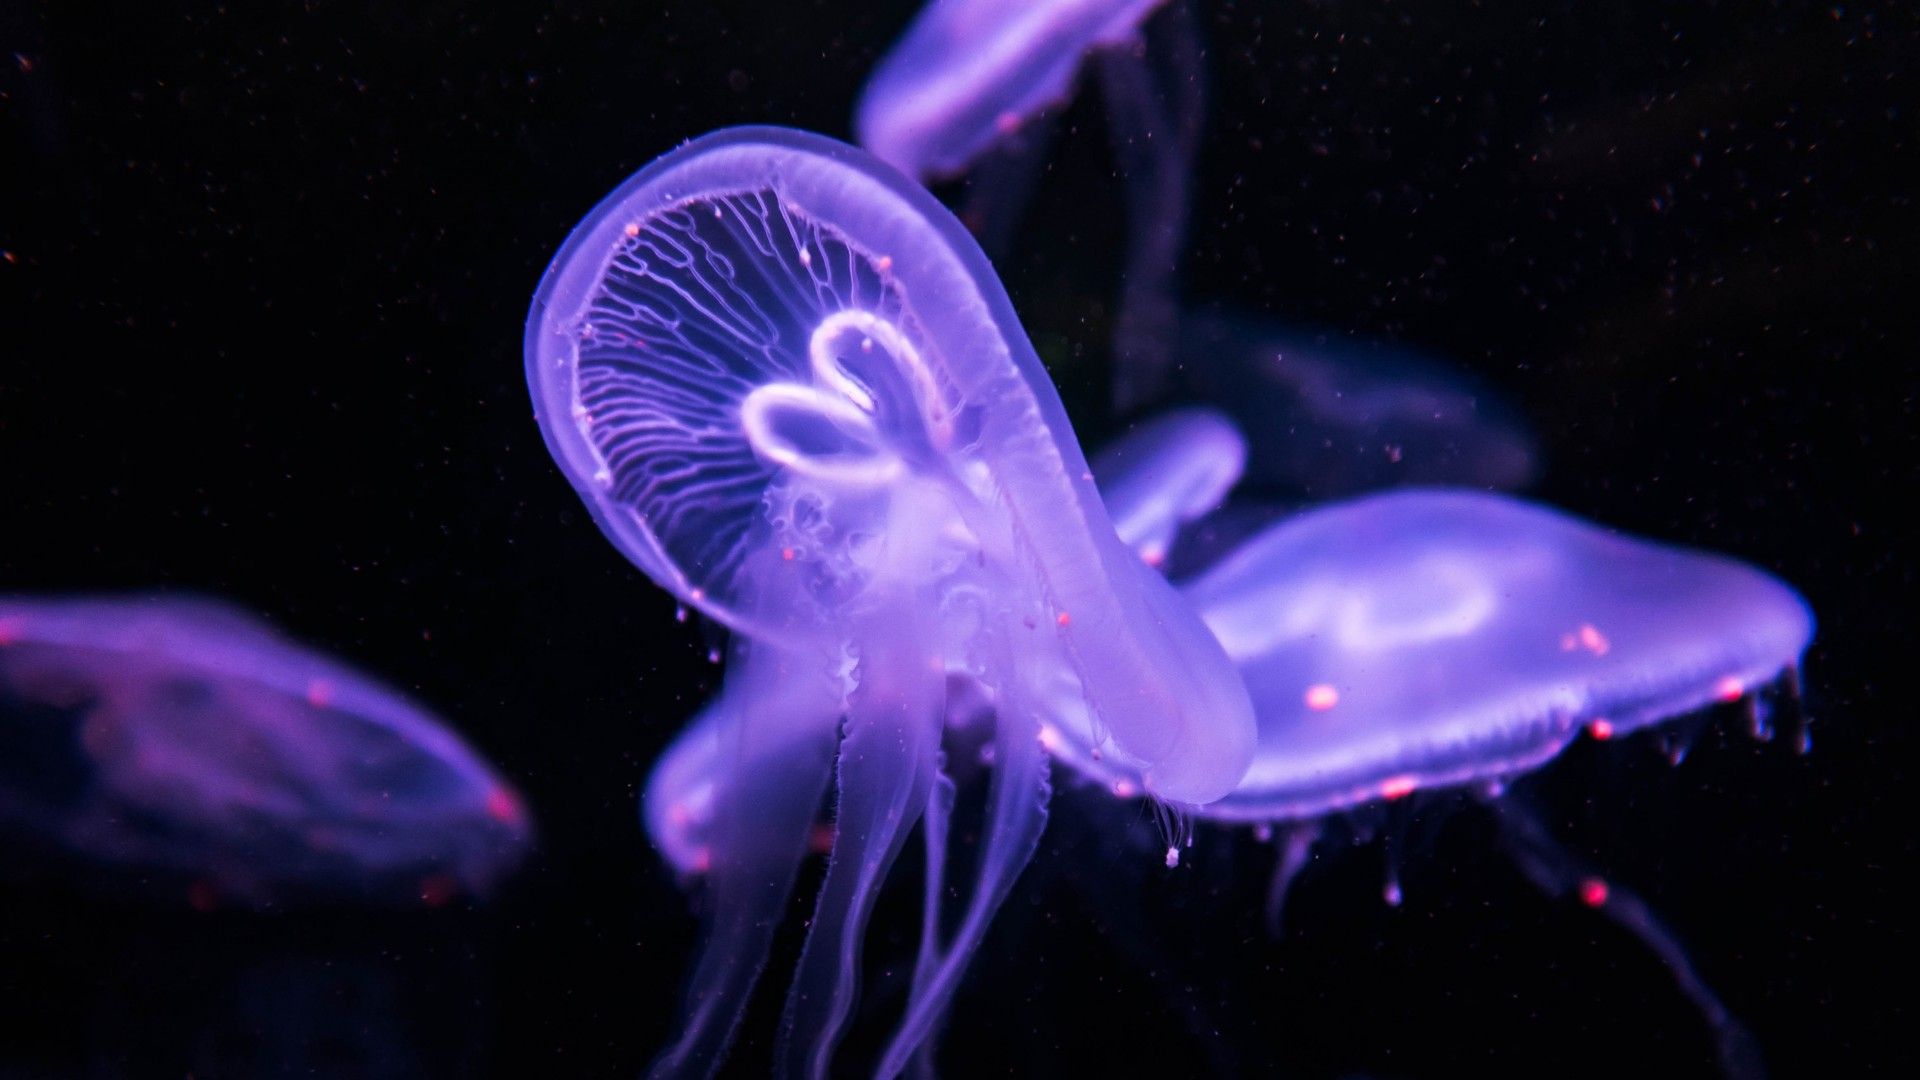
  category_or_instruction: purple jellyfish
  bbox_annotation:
[650,479,1811,1076]
[0,595,532,910]
[1091,406,1247,568]
[857,0,1206,411]
[1181,311,1540,496]
[643,406,1253,881]
[1055,488,1812,1076]
[522,127,1254,1077]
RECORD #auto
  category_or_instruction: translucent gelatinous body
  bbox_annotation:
[1183,313,1539,495]
[1093,407,1246,567]
[857,0,1167,181]
[0,595,532,908]
[525,127,1253,1077]
[1182,489,1812,820]
[860,0,1203,410]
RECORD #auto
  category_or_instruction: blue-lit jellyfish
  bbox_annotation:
[858,0,1205,411]
[0,595,532,909]
[1181,311,1540,496]
[523,127,1255,1077]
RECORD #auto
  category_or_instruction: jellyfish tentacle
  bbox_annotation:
[1488,797,1766,1080]
[1097,0,1206,413]
[777,618,944,1080]
[905,758,957,1080]
[1262,821,1323,937]
[877,632,1054,1080]
[646,640,841,1079]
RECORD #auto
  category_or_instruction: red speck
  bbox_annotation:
[485,787,522,825]
[187,880,218,913]
[304,679,333,709]
[1055,612,1071,627]
[994,110,1021,135]
[1578,623,1611,656]
[1380,774,1418,800]
[875,255,893,272]
[1140,547,1166,568]
[1304,683,1340,711]
[419,874,459,908]
[781,547,795,561]
[1588,718,1615,741]
[1579,876,1610,908]
[808,823,836,856]
[623,222,640,238]
[691,848,712,874]
[0,618,20,647]
[1714,676,1745,703]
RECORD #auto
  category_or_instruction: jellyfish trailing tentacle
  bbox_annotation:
[877,623,1054,1079]
[1488,796,1767,1080]
[1098,0,1205,413]
[906,758,957,1080]
[776,635,942,1078]
[645,638,840,1079]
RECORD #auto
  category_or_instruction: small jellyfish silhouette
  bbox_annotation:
[523,127,1254,1077]
[858,0,1207,410]
[1090,406,1247,568]
[1181,311,1540,496]
[0,595,532,909]
[1058,488,1812,1076]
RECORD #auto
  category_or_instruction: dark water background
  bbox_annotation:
[1,1,1913,1076]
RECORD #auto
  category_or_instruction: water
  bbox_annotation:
[2,0,1912,1075]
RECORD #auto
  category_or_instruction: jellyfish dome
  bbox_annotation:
[857,0,1169,181]
[1092,406,1246,568]
[0,595,532,909]
[1042,489,1813,819]
[524,126,1253,1077]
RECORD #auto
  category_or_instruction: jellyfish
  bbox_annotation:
[0,595,533,909]
[1181,310,1540,496]
[650,484,1811,1075]
[857,0,1207,411]
[1090,406,1247,568]
[642,405,1252,881]
[522,127,1255,1077]
[1054,488,1812,1076]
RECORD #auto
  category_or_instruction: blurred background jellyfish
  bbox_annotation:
[0,595,533,910]
[858,0,1206,412]
[522,127,1254,1078]
[1180,310,1541,498]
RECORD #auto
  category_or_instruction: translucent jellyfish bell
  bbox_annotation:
[1092,406,1247,568]
[1178,489,1813,821]
[525,127,1254,1077]
[0,595,532,909]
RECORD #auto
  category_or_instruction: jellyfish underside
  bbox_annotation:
[536,140,1253,1078]
[0,598,530,907]
[645,407,1237,1076]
